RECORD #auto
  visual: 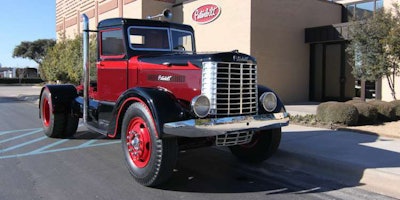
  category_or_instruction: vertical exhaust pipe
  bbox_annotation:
[81,14,89,124]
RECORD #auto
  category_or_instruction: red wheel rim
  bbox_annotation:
[126,117,151,168]
[42,97,51,127]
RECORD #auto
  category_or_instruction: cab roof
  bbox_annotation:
[97,18,194,32]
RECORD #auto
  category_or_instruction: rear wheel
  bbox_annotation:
[229,128,281,163]
[121,102,178,186]
[40,89,78,138]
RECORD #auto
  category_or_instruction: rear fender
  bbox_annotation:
[107,87,186,139]
[39,84,78,118]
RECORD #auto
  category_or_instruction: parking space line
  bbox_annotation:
[0,140,120,160]
[0,128,42,136]
[28,139,70,154]
[78,140,98,147]
[0,129,43,144]
[0,127,121,160]
[39,141,120,154]
[0,136,47,153]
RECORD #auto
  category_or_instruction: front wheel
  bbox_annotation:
[229,128,281,163]
[121,102,178,186]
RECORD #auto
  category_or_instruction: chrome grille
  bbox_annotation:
[215,62,257,116]
[215,131,254,146]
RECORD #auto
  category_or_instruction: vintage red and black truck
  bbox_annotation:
[39,11,289,186]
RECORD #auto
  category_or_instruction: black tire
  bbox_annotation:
[40,89,78,138]
[229,128,281,163]
[64,114,79,138]
[121,102,178,187]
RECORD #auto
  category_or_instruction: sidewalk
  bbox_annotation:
[0,85,41,103]
[271,124,400,199]
[284,104,400,198]
[285,102,318,116]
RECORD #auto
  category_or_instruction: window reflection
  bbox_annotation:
[355,1,375,19]
[344,0,384,20]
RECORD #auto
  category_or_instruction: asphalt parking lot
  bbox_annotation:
[0,85,399,200]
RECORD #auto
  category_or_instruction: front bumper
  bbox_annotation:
[163,112,289,137]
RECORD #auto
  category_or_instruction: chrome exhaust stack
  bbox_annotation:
[81,14,90,124]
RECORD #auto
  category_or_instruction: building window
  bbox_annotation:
[345,0,384,20]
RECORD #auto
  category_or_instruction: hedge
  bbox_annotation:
[0,78,44,84]
[346,100,378,125]
[317,102,359,126]
[368,100,396,122]
[391,100,400,119]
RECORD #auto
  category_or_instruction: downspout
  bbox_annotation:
[82,14,90,124]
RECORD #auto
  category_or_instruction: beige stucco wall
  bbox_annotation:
[56,0,346,103]
[381,0,400,101]
[251,0,343,103]
[179,0,251,54]
[123,0,142,19]
[382,77,400,101]
[384,0,399,10]
[142,0,172,20]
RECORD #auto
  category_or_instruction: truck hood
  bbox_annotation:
[137,51,257,68]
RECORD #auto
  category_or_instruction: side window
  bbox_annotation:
[101,29,125,57]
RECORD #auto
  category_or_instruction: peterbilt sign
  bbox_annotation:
[192,4,221,24]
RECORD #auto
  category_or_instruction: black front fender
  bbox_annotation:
[107,87,186,138]
[257,85,286,114]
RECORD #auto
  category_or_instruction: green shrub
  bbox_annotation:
[368,100,396,122]
[346,100,378,125]
[353,103,378,125]
[345,99,365,105]
[317,102,359,126]
[0,78,43,84]
[391,100,400,119]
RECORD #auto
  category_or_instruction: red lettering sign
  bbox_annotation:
[192,4,221,24]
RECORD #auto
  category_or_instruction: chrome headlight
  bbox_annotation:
[260,92,277,112]
[191,95,211,118]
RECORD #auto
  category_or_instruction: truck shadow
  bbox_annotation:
[157,129,400,195]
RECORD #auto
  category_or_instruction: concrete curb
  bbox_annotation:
[17,95,40,105]
[269,149,400,199]
[339,127,400,139]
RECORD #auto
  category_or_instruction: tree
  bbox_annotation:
[41,34,97,84]
[13,39,56,65]
[346,5,400,100]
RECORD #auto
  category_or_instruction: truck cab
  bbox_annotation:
[39,13,289,187]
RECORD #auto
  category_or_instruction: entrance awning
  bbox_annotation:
[305,22,350,44]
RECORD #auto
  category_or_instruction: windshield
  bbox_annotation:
[128,26,194,53]
[171,29,194,52]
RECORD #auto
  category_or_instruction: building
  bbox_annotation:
[0,67,14,78]
[0,67,38,78]
[56,0,399,103]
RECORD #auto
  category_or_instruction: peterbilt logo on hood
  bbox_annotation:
[233,55,250,62]
[158,75,172,81]
[147,74,185,82]
[192,4,221,24]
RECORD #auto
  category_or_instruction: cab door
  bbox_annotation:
[97,28,128,102]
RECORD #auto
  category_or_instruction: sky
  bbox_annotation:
[0,1,56,68]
